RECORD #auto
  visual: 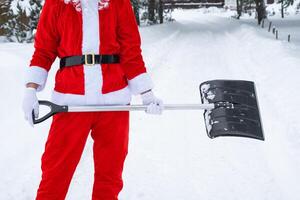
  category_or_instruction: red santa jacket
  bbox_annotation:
[26,0,153,105]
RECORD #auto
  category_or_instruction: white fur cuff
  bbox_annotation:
[25,66,48,92]
[128,73,154,95]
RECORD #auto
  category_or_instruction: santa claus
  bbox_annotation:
[22,0,163,199]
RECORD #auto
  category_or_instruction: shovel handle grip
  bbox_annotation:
[33,101,68,124]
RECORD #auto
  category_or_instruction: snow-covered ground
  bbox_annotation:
[241,12,300,45]
[1,9,300,200]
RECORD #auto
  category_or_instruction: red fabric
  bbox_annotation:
[36,111,129,200]
[30,0,147,95]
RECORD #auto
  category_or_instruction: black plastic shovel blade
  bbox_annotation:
[200,80,264,141]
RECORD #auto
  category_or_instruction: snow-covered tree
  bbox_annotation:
[148,0,156,24]
[138,0,172,25]
[255,0,267,24]
[0,0,11,37]
[131,0,140,25]
[277,0,294,17]
[1,0,43,43]
[235,0,266,24]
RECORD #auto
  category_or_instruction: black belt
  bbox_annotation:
[60,54,120,68]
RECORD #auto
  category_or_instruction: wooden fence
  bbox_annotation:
[157,0,225,23]
[162,0,224,9]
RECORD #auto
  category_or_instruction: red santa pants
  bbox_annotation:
[36,111,129,200]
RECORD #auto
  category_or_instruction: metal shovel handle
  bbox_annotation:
[33,100,221,124]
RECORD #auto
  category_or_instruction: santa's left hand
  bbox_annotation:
[141,90,163,115]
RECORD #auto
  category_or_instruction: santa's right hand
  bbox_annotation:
[22,87,39,127]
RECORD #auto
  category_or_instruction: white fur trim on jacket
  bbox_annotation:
[63,0,110,12]
[128,73,154,95]
[25,66,48,92]
[51,86,131,106]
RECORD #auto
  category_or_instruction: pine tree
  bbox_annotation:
[1,0,43,43]
[131,0,140,25]
[0,0,11,37]
[6,2,30,42]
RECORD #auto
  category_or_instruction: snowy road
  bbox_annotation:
[0,9,300,200]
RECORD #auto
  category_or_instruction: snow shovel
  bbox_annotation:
[33,80,264,141]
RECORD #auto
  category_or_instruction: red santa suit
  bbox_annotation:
[25,0,153,199]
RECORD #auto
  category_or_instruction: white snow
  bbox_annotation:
[266,0,300,17]
[10,0,33,16]
[200,83,210,93]
[1,9,300,200]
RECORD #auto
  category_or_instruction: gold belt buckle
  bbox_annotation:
[84,53,95,66]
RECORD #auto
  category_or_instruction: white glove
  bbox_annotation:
[141,90,163,115]
[22,87,39,127]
